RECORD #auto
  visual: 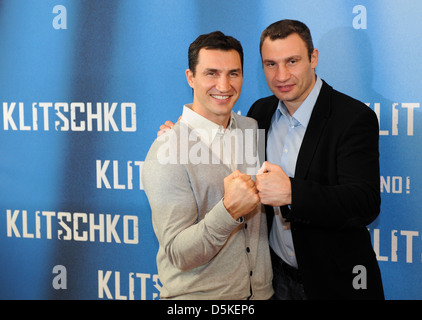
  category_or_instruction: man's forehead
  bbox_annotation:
[197,48,242,65]
[261,36,308,59]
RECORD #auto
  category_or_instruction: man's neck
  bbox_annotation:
[191,104,231,128]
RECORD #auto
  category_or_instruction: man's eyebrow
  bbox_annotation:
[262,59,275,64]
[203,68,242,73]
[204,68,218,73]
[285,55,302,61]
[262,55,302,64]
[229,68,242,74]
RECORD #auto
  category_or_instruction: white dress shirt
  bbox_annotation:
[267,76,322,268]
[181,104,239,172]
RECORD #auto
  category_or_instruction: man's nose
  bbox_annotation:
[216,76,231,92]
[275,65,290,82]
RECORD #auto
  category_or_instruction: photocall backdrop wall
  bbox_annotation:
[0,0,421,300]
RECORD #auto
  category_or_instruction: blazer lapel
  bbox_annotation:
[254,96,279,136]
[295,81,332,179]
[261,96,279,159]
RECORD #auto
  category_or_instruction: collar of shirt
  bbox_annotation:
[275,75,323,129]
[180,104,237,146]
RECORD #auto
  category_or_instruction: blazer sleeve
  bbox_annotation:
[288,105,381,229]
[142,149,242,271]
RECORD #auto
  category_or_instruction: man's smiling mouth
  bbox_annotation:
[211,94,231,100]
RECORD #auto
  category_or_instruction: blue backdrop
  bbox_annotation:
[0,0,421,300]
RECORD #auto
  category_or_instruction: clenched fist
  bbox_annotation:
[256,161,292,207]
[223,170,260,220]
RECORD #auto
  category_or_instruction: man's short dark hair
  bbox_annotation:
[188,31,244,75]
[260,19,314,61]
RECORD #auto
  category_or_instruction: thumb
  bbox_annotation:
[257,162,267,175]
[264,161,281,172]
[257,161,278,174]
[229,169,242,179]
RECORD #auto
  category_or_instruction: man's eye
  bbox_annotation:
[288,58,301,66]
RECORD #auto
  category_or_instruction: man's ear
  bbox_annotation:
[185,69,194,88]
[311,48,319,69]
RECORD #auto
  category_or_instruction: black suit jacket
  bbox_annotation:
[248,80,384,299]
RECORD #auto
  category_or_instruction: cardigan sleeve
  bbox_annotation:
[142,149,242,271]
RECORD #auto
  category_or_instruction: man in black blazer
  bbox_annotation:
[251,19,384,299]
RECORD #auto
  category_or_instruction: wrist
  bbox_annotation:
[222,197,242,221]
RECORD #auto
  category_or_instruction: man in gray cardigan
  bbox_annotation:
[142,31,273,300]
